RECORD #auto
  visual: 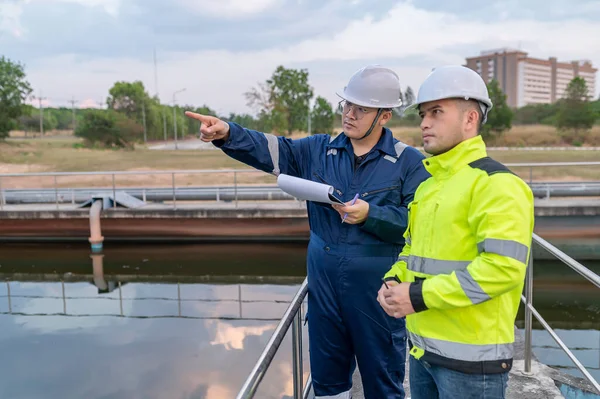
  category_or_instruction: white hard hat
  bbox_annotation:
[410,65,493,124]
[336,65,403,109]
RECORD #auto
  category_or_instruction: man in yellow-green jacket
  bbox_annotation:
[378,65,534,399]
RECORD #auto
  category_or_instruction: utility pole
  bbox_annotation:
[154,48,168,142]
[307,98,312,135]
[142,102,147,143]
[36,93,47,137]
[308,106,311,135]
[69,96,77,131]
[154,48,159,97]
[172,88,186,150]
[163,110,167,142]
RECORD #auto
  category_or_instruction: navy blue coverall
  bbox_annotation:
[214,122,429,398]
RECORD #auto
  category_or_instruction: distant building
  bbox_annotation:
[465,48,597,108]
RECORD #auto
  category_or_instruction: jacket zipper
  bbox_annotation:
[313,172,344,197]
[361,185,400,198]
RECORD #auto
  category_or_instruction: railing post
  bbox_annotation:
[54,175,59,210]
[177,282,181,317]
[6,281,11,313]
[239,284,243,318]
[524,250,533,374]
[0,177,4,210]
[292,308,303,399]
[529,166,533,184]
[234,171,238,208]
[118,281,123,316]
[172,173,177,210]
[62,280,67,314]
[112,174,116,209]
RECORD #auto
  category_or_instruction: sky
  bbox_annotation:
[1,0,600,116]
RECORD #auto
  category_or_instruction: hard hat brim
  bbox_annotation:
[336,91,402,109]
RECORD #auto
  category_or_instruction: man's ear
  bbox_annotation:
[379,110,392,126]
[467,108,480,130]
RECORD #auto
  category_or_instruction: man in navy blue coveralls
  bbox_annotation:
[185,65,429,398]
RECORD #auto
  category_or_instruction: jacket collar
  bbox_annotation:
[327,127,397,158]
[424,135,487,178]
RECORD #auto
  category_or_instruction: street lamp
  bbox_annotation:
[172,88,186,150]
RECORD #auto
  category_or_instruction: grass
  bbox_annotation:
[1,125,599,189]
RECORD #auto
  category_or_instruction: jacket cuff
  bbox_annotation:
[360,203,384,234]
[212,122,238,148]
[409,280,428,313]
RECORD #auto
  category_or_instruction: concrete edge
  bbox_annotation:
[545,366,600,397]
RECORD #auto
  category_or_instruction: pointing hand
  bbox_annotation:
[184,111,230,142]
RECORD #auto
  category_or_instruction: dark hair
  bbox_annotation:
[457,99,483,133]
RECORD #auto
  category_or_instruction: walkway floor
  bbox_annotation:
[308,329,566,398]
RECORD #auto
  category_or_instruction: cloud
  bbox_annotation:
[0,1,25,38]
[32,0,122,16]
[3,0,599,116]
[177,0,280,18]
[0,279,308,399]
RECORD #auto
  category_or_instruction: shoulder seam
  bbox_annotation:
[468,156,514,176]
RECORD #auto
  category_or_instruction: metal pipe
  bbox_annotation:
[88,199,104,253]
[2,181,599,204]
[292,308,303,399]
[524,251,533,374]
[236,278,308,399]
[91,253,107,291]
[533,233,600,289]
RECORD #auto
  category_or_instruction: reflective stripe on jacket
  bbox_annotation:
[384,135,535,374]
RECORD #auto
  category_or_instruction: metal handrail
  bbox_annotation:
[0,169,263,177]
[523,233,600,394]
[236,278,309,399]
[0,161,598,178]
[506,162,600,167]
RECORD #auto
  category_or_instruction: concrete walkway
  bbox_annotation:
[325,329,566,398]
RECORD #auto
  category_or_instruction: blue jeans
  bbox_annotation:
[409,356,509,399]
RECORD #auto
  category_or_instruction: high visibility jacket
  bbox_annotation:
[384,135,535,374]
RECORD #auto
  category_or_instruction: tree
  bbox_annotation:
[481,79,513,142]
[245,81,289,134]
[0,56,33,139]
[245,66,314,135]
[311,96,334,135]
[556,77,597,144]
[403,86,415,107]
[75,110,140,149]
[107,81,165,141]
[107,81,147,119]
[513,103,559,125]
